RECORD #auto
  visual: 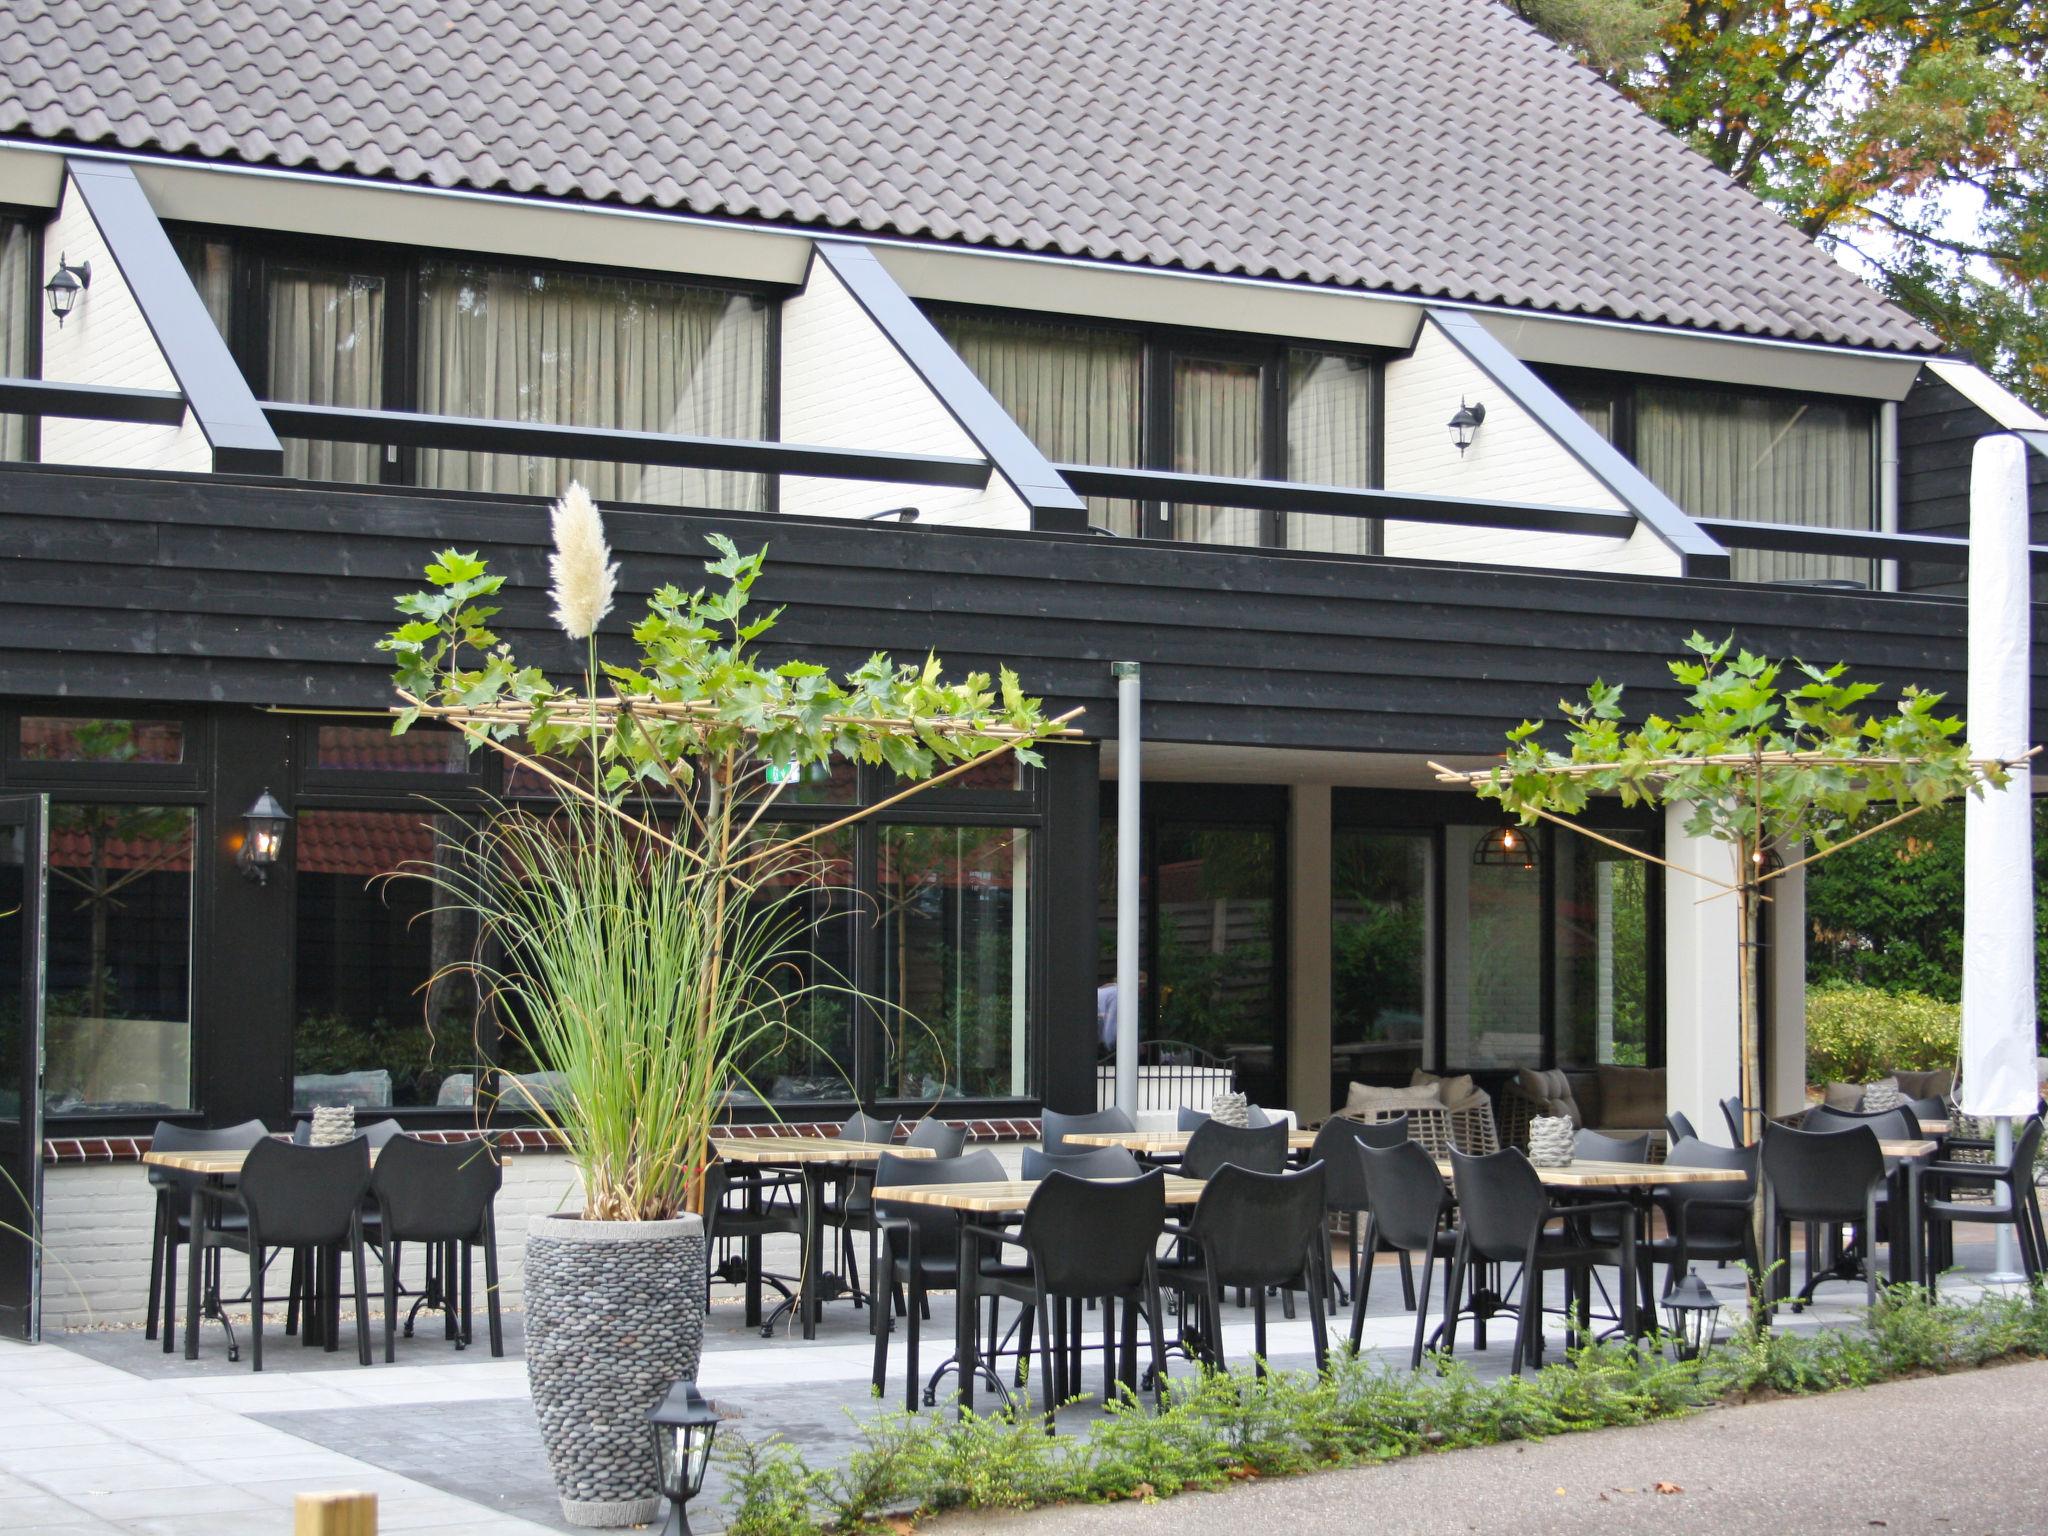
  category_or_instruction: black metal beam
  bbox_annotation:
[259,401,995,489]
[1055,463,1638,538]
[1424,309,1733,578]
[64,159,284,475]
[0,376,185,427]
[810,242,1090,532]
[1695,516,2048,572]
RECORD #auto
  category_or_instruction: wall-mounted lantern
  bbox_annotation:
[1448,397,1486,456]
[44,253,91,328]
[237,787,292,885]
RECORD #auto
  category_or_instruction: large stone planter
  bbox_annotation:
[525,1211,707,1528]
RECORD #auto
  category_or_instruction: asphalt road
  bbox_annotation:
[925,1360,2048,1536]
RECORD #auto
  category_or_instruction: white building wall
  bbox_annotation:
[1382,322,1679,575]
[778,258,1027,528]
[37,175,209,473]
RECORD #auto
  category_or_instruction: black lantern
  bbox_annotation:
[1662,1269,1723,1361]
[44,253,91,328]
[1448,397,1486,455]
[647,1381,720,1533]
[237,787,291,885]
[1472,822,1537,870]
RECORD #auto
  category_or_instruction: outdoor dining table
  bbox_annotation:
[1063,1128,1318,1157]
[142,1142,388,1362]
[877,1174,1208,1418]
[709,1135,935,1340]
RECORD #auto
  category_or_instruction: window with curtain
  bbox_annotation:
[417,261,769,510]
[1285,349,1376,554]
[268,263,386,483]
[173,233,235,340]
[937,313,1144,535]
[0,216,34,460]
[1171,356,1266,546]
[1637,385,1875,585]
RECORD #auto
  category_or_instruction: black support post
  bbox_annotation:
[1039,740,1101,1115]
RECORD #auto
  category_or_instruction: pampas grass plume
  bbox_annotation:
[548,481,618,641]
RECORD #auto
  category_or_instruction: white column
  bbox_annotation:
[1113,662,1142,1119]
[1663,805,1743,1139]
[1288,785,1334,1119]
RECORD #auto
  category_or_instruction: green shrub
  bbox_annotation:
[721,1287,2048,1534]
[1805,982,1959,1085]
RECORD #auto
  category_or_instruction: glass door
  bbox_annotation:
[0,794,48,1342]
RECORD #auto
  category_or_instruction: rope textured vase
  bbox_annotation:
[1527,1115,1576,1168]
[525,1212,707,1528]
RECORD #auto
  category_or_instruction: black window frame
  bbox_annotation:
[926,302,1389,549]
[165,223,788,508]
[1331,789,1665,1086]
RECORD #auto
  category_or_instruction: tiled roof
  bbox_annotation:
[0,0,1937,352]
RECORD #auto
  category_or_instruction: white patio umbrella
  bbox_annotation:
[1963,433,2038,1279]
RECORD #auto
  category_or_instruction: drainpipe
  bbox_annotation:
[1113,661,1142,1120]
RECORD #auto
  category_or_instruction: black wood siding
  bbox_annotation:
[0,463,2033,751]
[1898,369,2048,597]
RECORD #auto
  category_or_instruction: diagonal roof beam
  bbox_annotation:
[808,242,1089,532]
[1424,308,1730,578]
[64,159,283,475]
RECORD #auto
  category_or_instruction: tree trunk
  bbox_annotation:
[1735,837,1769,1294]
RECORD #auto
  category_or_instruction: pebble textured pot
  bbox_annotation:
[525,1212,706,1528]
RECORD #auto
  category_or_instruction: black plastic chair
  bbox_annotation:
[1574,1128,1652,1164]
[1664,1110,1699,1146]
[1349,1139,1458,1368]
[1922,1114,2047,1295]
[819,1111,907,1313]
[905,1118,967,1158]
[1721,1096,1755,1147]
[1177,1104,1276,1131]
[1181,1119,1288,1180]
[1803,1103,1920,1140]
[1447,1147,1636,1374]
[1041,1107,1135,1156]
[1644,1137,1756,1296]
[869,1149,1009,1411]
[1022,1146,1144,1180]
[1156,1162,1330,1374]
[1309,1115,1411,1308]
[145,1118,266,1350]
[704,1152,807,1329]
[368,1134,505,1360]
[1906,1095,1948,1129]
[199,1137,373,1370]
[976,1169,1171,1427]
[1760,1121,1889,1311]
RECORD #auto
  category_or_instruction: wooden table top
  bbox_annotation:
[1882,1139,1939,1159]
[1063,1128,1318,1152]
[1433,1157,1749,1189]
[710,1135,934,1166]
[878,1175,1208,1214]
[142,1145,383,1175]
[1918,1120,1951,1137]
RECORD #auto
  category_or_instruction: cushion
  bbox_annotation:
[1823,1081,1865,1111]
[1516,1068,1581,1125]
[1411,1069,1485,1112]
[1894,1068,1954,1101]
[1344,1082,1444,1119]
[1595,1065,1666,1130]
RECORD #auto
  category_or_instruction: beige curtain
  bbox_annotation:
[939,314,1143,534]
[1284,350,1375,554]
[1172,357,1264,546]
[174,234,235,338]
[1636,385,1875,585]
[416,263,768,511]
[0,218,32,459]
[267,265,385,483]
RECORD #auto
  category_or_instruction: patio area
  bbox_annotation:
[1,1224,2014,1536]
